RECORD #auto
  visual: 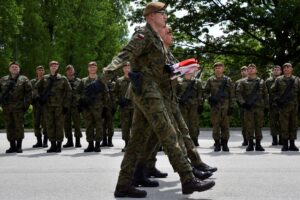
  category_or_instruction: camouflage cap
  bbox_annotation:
[213,62,224,68]
[248,63,256,68]
[143,2,166,17]
[36,65,44,70]
[65,64,74,71]
[9,61,20,67]
[240,66,247,70]
[272,65,281,69]
[282,62,292,68]
[88,61,97,66]
[49,60,59,66]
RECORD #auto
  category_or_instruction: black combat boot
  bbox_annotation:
[6,140,17,153]
[214,139,221,152]
[47,141,57,153]
[114,184,147,198]
[32,136,43,148]
[246,139,254,151]
[182,178,215,195]
[132,163,159,187]
[242,135,248,146]
[100,137,107,147]
[121,140,128,152]
[84,141,95,152]
[194,162,218,173]
[221,139,230,152]
[146,167,168,178]
[75,137,81,148]
[272,135,278,146]
[278,136,283,145]
[16,139,23,153]
[192,168,213,180]
[56,141,62,153]
[94,141,101,152]
[281,139,289,151]
[107,137,113,147]
[63,137,74,148]
[289,139,299,151]
[255,139,265,151]
[43,135,48,148]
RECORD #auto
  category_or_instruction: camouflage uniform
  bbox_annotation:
[236,77,268,151]
[64,77,82,142]
[204,75,234,151]
[177,77,204,146]
[35,74,71,145]
[115,76,134,149]
[235,78,247,145]
[270,75,300,151]
[103,24,195,188]
[0,75,32,152]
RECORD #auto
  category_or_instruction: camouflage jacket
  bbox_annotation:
[270,75,300,106]
[103,23,167,100]
[67,77,81,107]
[0,74,32,110]
[115,76,133,109]
[236,76,268,109]
[35,73,71,108]
[204,75,234,108]
[177,78,204,106]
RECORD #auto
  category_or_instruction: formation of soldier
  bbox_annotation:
[0,1,300,198]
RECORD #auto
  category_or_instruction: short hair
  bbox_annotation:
[9,61,20,67]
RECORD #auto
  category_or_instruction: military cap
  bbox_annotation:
[272,65,281,69]
[123,61,130,67]
[213,62,224,68]
[240,66,247,70]
[143,2,166,17]
[65,64,74,71]
[49,60,59,66]
[248,63,256,68]
[36,65,44,70]
[88,61,97,66]
[282,62,292,68]
[9,61,20,67]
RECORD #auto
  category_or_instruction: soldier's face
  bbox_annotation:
[150,11,167,28]
[214,65,224,75]
[123,65,130,75]
[66,68,75,77]
[50,64,59,74]
[9,64,20,76]
[272,67,281,76]
[88,65,97,75]
[283,65,292,76]
[241,69,248,78]
[164,29,173,47]
[36,69,45,77]
[247,67,257,76]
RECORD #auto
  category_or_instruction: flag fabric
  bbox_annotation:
[169,58,200,80]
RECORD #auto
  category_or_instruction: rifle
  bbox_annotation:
[243,79,260,110]
[0,76,18,105]
[208,77,228,107]
[276,78,295,106]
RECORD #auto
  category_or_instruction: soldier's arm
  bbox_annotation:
[24,77,33,108]
[197,80,204,105]
[236,81,246,104]
[262,80,269,109]
[63,78,72,109]
[228,78,235,108]
[203,78,211,101]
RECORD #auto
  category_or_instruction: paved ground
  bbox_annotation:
[1,129,300,200]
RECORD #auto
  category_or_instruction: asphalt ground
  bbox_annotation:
[0,129,300,200]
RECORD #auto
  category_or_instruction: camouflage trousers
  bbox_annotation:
[44,106,65,142]
[83,106,103,142]
[279,104,298,140]
[120,107,134,142]
[64,106,82,138]
[102,107,116,138]
[3,107,24,141]
[32,106,47,137]
[239,108,246,138]
[210,105,230,140]
[244,107,264,140]
[180,103,200,142]
[269,105,281,137]
[116,95,194,187]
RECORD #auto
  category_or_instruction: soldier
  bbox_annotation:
[204,62,234,152]
[31,65,48,148]
[236,64,268,151]
[63,65,82,148]
[0,61,32,153]
[34,61,71,153]
[103,2,215,198]
[265,65,282,145]
[78,61,107,153]
[114,62,134,152]
[235,66,248,146]
[177,72,204,146]
[101,79,116,147]
[271,63,300,151]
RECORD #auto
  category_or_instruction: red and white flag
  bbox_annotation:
[170,58,200,80]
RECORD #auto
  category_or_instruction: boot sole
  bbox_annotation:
[182,181,215,195]
[114,192,147,198]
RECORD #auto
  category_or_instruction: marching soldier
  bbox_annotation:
[0,61,32,153]
[31,66,48,148]
[63,65,82,148]
[114,62,134,152]
[235,66,248,146]
[265,65,282,145]
[204,62,234,152]
[236,64,268,151]
[34,61,71,153]
[271,63,300,151]
[78,61,107,153]
[177,72,204,147]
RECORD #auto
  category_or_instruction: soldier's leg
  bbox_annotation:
[45,107,57,153]
[3,109,17,153]
[54,107,64,152]
[211,107,221,151]
[13,111,25,153]
[220,107,230,151]
[240,109,248,146]
[83,110,95,152]
[254,109,264,151]
[189,104,200,146]
[33,107,42,138]
[41,110,48,147]
[72,109,82,138]
[269,107,279,145]
[244,109,255,151]
[94,107,103,152]
[288,106,299,151]
[64,110,72,139]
